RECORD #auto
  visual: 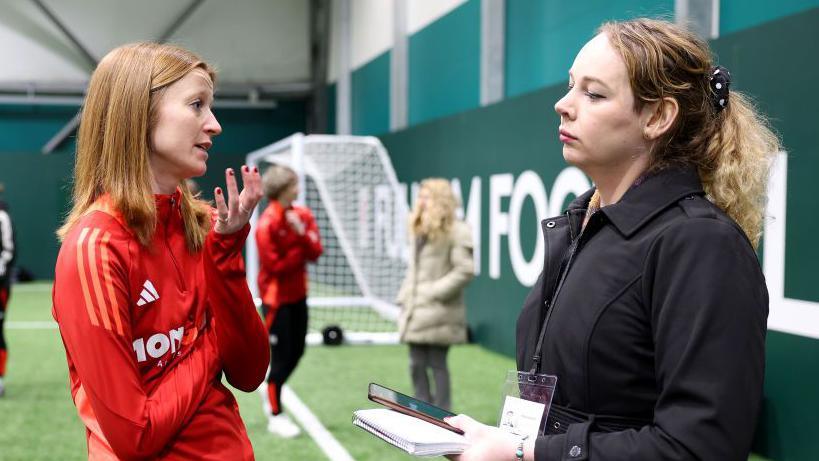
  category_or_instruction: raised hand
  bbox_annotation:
[213,165,262,234]
[285,210,306,235]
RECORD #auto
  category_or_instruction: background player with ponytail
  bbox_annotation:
[255,163,323,438]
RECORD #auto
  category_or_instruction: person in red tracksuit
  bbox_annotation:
[53,42,269,460]
[255,163,322,437]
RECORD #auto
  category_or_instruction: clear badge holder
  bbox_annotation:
[498,370,557,439]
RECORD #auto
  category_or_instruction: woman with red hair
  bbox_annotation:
[53,42,269,460]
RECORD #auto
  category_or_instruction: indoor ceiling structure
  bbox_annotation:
[0,0,330,151]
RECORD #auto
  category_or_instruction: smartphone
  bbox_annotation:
[367,382,464,435]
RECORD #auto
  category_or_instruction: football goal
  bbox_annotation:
[245,133,410,344]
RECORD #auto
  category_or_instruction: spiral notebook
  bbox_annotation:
[353,408,469,456]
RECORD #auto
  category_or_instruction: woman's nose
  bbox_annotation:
[205,111,222,136]
[554,93,573,119]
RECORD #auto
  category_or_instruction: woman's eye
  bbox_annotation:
[585,92,604,100]
[191,100,202,110]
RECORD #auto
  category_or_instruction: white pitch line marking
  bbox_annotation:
[8,284,53,292]
[282,385,356,461]
[6,321,59,329]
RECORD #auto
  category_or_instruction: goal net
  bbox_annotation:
[245,134,409,344]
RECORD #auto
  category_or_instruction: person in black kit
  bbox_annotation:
[447,18,779,460]
[0,183,17,397]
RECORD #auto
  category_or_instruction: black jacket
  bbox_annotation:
[517,167,767,461]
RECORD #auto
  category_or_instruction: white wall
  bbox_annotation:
[328,0,468,83]
[407,0,467,34]
[352,0,393,69]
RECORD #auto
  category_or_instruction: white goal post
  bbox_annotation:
[245,133,410,337]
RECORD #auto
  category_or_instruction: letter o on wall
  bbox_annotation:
[508,171,548,286]
[147,333,171,359]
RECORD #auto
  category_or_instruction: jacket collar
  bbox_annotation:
[154,187,183,220]
[568,166,705,238]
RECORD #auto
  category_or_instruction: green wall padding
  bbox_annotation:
[212,102,306,154]
[0,153,73,279]
[721,0,819,35]
[753,331,819,460]
[327,83,337,134]
[0,105,77,154]
[505,0,673,98]
[712,8,819,303]
[352,51,390,136]
[409,0,480,126]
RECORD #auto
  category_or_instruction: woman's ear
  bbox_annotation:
[643,97,679,140]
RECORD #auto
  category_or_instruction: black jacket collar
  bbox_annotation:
[567,167,705,238]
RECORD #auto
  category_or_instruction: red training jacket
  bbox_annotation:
[255,201,322,312]
[53,190,269,461]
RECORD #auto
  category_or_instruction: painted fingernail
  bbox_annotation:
[228,169,234,176]
[253,166,258,173]
[243,165,249,173]
[215,187,222,195]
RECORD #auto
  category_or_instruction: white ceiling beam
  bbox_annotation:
[39,0,209,154]
[158,0,205,43]
[30,0,97,69]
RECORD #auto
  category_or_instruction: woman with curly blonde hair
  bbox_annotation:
[397,178,474,410]
[409,178,459,240]
[448,18,778,461]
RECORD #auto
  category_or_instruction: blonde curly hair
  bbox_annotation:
[409,178,457,241]
[601,18,780,247]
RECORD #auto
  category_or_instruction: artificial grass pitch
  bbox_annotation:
[0,282,772,460]
[0,282,511,460]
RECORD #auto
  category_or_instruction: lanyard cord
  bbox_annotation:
[529,184,644,373]
[529,205,597,374]
[529,234,580,374]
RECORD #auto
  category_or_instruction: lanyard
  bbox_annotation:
[529,210,592,374]
[530,178,649,373]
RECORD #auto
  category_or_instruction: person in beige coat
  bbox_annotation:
[397,178,474,410]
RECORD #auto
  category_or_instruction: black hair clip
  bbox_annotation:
[709,66,731,112]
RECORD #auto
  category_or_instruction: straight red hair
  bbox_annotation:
[58,42,214,251]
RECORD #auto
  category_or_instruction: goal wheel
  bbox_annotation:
[322,325,344,346]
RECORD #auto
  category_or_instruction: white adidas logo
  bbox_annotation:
[136,280,160,307]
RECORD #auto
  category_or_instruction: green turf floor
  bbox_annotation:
[0,282,772,460]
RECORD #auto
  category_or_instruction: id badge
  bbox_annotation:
[497,370,557,439]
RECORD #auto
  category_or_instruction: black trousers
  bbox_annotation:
[265,298,308,414]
